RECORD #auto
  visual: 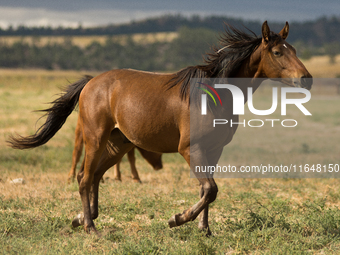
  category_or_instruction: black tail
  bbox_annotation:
[7,75,93,149]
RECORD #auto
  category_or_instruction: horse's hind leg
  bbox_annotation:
[77,156,85,185]
[75,121,112,233]
[127,148,142,183]
[90,130,135,220]
[113,158,122,181]
[74,148,145,229]
[67,116,84,183]
[73,129,135,228]
[113,147,140,182]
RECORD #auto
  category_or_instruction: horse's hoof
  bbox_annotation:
[72,213,84,228]
[153,165,163,171]
[132,178,142,184]
[168,214,180,228]
[199,226,212,236]
[84,225,98,235]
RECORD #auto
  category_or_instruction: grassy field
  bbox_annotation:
[303,55,340,78]
[0,69,340,254]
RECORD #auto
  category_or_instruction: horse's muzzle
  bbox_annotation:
[293,76,313,90]
[300,75,313,90]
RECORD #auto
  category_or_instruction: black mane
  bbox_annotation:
[167,24,263,100]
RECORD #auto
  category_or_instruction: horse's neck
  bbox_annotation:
[232,44,263,100]
[235,44,263,78]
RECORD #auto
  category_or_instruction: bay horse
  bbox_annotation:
[67,115,163,184]
[7,21,312,235]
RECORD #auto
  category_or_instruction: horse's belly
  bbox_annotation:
[117,120,180,153]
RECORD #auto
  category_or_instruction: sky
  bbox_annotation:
[0,0,339,28]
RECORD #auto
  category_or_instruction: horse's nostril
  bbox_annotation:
[301,75,313,89]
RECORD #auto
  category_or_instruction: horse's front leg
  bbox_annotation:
[198,186,211,235]
[168,144,218,230]
[197,148,224,235]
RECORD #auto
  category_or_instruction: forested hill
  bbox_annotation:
[0,15,339,71]
[1,14,340,46]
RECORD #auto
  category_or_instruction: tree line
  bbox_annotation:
[2,14,340,46]
[0,27,218,71]
[0,14,340,71]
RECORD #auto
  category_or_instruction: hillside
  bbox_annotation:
[0,15,339,72]
[1,14,340,46]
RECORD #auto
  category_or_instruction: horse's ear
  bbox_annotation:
[279,21,289,40]
[262,21,270,43]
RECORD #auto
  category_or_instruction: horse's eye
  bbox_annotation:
[273,51,281,57]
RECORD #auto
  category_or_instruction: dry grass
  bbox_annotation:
[0,70,340,254]
[303,55,340,78]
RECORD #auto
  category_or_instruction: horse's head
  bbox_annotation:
[258,21,312,89]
